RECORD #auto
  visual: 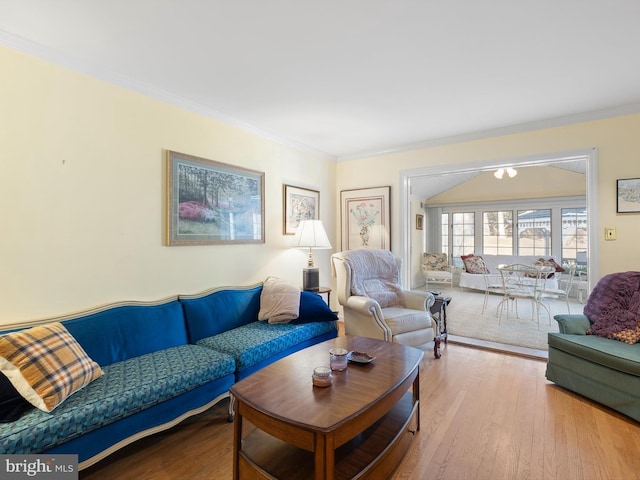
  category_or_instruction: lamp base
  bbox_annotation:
[302,267,320,291]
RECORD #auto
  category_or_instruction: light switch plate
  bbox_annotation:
[604,227,616,240]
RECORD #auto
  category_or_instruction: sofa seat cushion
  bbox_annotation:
[196,320,337,372]
[381,307,432,335]
[0,344,235,454]
[548,333,640,376]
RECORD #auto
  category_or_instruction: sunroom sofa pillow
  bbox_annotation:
[0,322,103,412]
[461,254,489,274]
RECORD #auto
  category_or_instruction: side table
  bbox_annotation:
[316,286,331,307]
[430,295,452,342]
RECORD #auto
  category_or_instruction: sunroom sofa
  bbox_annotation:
[546,271,640,423]
[458,254,561,292]
[0,283,338,469]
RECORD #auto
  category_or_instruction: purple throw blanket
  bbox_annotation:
[584,271,640,338]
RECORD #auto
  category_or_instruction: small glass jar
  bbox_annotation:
[329,348,349,371]
[312,366,333,387]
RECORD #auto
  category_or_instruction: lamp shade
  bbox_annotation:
[291,220,332,250]
[292,220,332,290]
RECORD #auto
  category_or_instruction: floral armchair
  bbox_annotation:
[332,249,441,358]
[421,252,455,288]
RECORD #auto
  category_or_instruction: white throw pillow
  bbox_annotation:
[258,277,301,324]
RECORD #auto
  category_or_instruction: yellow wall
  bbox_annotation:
[336,114,640,278]
[0,46,337,324]
[3,43,640,325]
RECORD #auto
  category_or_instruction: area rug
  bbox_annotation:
[430,287,585,351]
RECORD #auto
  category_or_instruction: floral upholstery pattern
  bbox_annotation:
[461,254,489,274]
[0,344,235,454]
[422,253,449,271]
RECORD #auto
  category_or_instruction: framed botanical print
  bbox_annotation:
[340,186,391,250]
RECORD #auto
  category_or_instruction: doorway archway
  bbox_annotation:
[398,148,599,291]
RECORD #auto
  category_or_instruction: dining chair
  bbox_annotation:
[481,272,513,315]
[540,264,576,313]
[497,263,554,327]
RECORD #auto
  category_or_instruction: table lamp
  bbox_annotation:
[291,219,332,291]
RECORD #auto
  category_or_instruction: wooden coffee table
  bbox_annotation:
[230,335,423,480]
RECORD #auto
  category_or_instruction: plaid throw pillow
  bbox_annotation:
[0,322,103,412]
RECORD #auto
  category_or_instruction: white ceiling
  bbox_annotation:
[2,1,640,160]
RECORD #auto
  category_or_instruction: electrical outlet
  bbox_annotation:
[604,227,617,241]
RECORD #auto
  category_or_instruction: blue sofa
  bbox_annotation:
[0,284,338,469]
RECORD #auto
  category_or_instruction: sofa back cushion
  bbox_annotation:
[62,299,187,366]
[466,254,560,274]
[180,285,262,343]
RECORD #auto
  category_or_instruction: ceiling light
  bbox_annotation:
[494,167,517,179]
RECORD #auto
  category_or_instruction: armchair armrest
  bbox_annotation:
[553,314,592,335]
[342,295,392,341]
[402,290,435,311]
[344,295,383,317]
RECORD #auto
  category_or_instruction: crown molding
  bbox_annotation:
[4,29,639,164]
[337,104,640,162]
[0,30,337,161]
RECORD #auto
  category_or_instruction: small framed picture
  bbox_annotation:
[617,178,640,213]
[283,185,320,235]
[416,214,424,230]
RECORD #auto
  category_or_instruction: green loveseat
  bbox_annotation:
[546,314,640,423]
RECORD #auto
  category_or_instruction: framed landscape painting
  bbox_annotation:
[617,178,640,213]
[283,184,319,235]
[340,186,391,251]
[166,150,265,245]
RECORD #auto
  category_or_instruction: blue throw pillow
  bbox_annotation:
[292,291,339,324]
[0,372,32,423]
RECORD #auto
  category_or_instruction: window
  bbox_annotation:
[517,209,551,256]
[483,211,513,255]
[441,213,449,256]
[561,208,587,266]
[451,212,474,259]
[440,198,585,266]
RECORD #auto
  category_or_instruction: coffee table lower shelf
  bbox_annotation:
[238,392,418,480]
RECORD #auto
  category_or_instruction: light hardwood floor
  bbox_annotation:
[80,341,640,480]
